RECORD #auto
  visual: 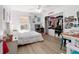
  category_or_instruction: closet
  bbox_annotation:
[45,15,63,37]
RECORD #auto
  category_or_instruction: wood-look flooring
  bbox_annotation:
[18,35,66,54]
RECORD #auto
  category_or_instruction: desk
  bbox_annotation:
[61,33,79,49]
[62,33,79,41]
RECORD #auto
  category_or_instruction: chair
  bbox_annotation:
[60,35,71,49]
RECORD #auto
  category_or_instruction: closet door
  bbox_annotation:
[77,11,79,24]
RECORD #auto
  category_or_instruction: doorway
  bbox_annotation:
[45,15,63,36]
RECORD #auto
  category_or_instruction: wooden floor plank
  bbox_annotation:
[18,35,65,54]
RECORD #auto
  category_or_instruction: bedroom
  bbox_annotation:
[0,5,79,54]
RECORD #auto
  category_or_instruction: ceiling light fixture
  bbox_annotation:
[35,5,42,13]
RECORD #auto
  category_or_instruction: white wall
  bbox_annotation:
[0,6,3,32]
[10,11,31,32]
[0,5,9,33]
[10,10,43,32]
[30,13,43,30]
[45,5,79,18]
[61,6,79,17]
[9,5,79,33]
[41,5,79,32]
[41,11,47,28]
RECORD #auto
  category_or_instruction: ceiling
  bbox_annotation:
[8,5,63,13]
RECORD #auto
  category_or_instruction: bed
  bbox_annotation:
[17,31,44,45]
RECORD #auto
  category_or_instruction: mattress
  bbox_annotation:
[18,31,41,39]
[17,31,44,45]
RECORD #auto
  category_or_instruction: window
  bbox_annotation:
[20,16,30,30]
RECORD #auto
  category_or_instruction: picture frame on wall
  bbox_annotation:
[37,17,40,22]
[33,15,40,23]
[64,16,77,29]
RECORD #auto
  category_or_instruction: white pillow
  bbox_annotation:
[19,30,30,33]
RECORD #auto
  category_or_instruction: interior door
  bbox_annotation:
[45,16,50,34]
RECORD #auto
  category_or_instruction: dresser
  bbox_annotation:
[48,29,55,37]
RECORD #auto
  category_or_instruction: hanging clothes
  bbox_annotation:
[50,17,56,28]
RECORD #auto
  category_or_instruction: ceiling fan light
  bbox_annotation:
[35,9,42,13]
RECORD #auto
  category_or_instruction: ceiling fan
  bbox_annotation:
[28,5,42,13]
[37,5,41,9]
[35,5,42,13]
